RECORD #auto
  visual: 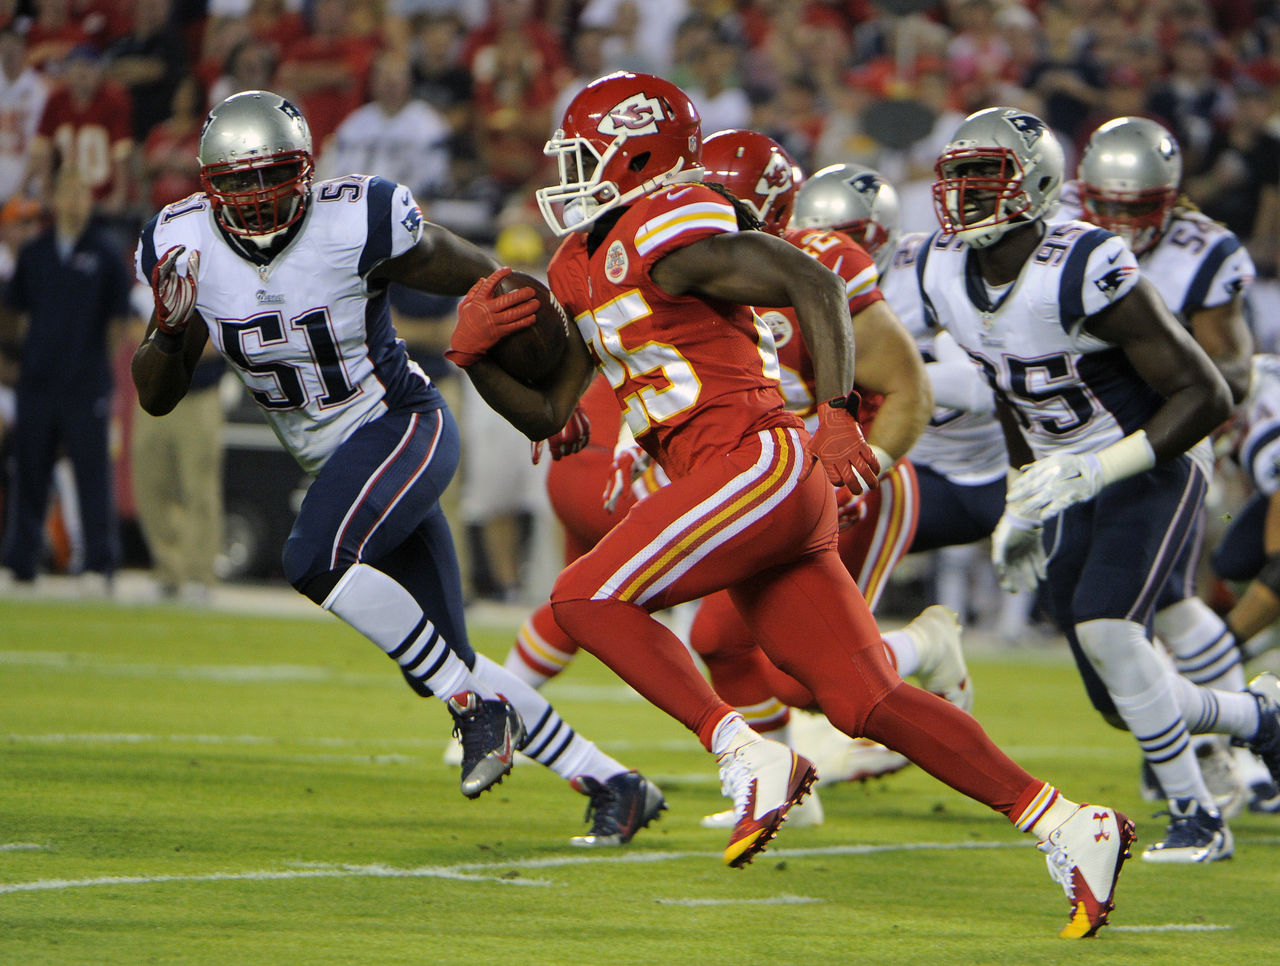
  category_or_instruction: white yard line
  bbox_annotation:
[657,894,822,906]
[0,842,1022,896]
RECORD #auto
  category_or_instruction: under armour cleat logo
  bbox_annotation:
[1093,811,1112,842]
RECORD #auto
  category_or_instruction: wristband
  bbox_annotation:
[868,443,893,479]
[1095,430,1156,486]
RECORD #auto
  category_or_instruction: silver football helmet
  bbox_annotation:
[791,162,900,272]
[932,106,1064,249]
[198,90,314,238]
[1077,116,1181,255]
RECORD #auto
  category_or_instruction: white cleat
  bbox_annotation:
[1039,804,1135,938]
[717,737,817,868]
[842,737,910,782]
[1193,736,1247,820]
[701,786,824,829]
[1141,796,1233,863]
[786,710,909,785]
[905,604,973,712]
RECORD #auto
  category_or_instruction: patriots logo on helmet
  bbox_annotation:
[277,99,304,124]
[1095,264,1136,301]
[756,155,792,193]
[849,172,882,198]
[598,94,665,136]
[1006,113,1046,151]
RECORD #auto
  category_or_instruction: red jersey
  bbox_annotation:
[548,183,800,480]
[761,226,885,424]
[37,82,132,200]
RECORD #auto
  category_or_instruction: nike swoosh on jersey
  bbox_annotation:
[1107,250,1120,263]
[666,187,694,201]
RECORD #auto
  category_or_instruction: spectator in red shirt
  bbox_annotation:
[275,0,379,154]
[461,0,566,78]
[29,46,133,215]
[140,74,202,210]
[472,23,558,195]
[25,0,94,73]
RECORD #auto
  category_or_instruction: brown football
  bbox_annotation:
[487,270,571,387]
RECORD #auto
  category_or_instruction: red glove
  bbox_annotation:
[152,246,200,336]
[603,443,650,513]
[532,405,590,464]
[805,392,881,494]
[834,484,868,531]
[446,266,540,368]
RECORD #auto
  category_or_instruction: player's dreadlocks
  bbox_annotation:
[703,181,767,232]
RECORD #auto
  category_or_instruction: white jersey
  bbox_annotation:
[0,66,47,200]
[917,219,1169,463]
[884,231,1007,484]
[1240,354,1280,496]
[137,175,434,475]
[1058,181,1254,324]
[320,100,452,199]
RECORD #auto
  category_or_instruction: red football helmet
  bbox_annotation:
[536,71,703,236]
[701,129,802,235]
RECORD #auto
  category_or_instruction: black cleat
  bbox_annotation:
[569,770,666,847]
[447,691,526,799]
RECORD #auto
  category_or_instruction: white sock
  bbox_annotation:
[321,563,488,702]
[1015,785,1081,840]
[1165,672,1261,739]
[1155,597,1245,691]
[881,628,919,677]
[501,646,556,689]
[711,711,754,757]
[471,654,627,782]
[1115,677,1213,807]
[1076,618,1214,809]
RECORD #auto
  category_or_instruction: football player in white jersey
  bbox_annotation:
[1211,353,1280,810]
[792,164,1009,553]
[1071,116,1264,813]
[922,106,1280,862]
[129,91,666,847]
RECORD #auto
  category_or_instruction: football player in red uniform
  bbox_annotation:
[449,72,1132,934]
[688,130,969,825]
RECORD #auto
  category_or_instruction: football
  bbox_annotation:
[488,270,571,387]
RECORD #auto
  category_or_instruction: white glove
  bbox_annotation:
[925,330,994,413]
[1006,451,1104,523]
[991,509,1046,593]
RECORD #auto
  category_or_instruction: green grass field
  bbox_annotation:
[3,594,1279,966]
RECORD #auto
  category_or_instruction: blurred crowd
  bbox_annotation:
[1,0,1278,620]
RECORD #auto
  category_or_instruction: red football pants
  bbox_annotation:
[551,427,1035,815]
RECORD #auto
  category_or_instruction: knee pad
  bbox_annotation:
[1075,618,1165,696]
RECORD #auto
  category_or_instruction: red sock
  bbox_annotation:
[863,682,1039,817]
[553,596,734,750]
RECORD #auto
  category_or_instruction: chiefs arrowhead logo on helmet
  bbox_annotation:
[756,154,793,194]
[599,94,665,136]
